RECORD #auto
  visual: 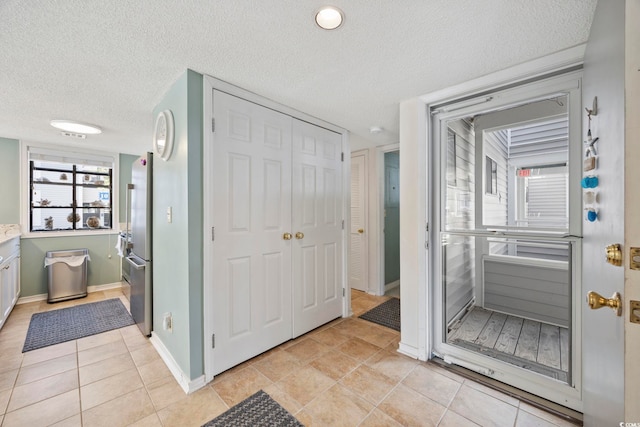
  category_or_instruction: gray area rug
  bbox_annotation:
[22,298,134,352]
[202,390,303,427]
[359,297,400,331]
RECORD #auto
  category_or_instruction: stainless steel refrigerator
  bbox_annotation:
[126,153,153,336]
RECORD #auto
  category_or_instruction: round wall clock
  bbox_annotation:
[153,110,174,161]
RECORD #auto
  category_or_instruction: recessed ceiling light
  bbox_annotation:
[50,120,102,135]
[315,6,344,30]
[370,126,384,134]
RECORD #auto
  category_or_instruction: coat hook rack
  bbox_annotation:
[585,96,598,117]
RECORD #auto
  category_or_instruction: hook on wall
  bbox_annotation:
[585,96,598,118]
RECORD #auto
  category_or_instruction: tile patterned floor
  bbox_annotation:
[0,288,579,426]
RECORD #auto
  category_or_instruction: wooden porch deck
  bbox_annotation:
[448,306,570,382]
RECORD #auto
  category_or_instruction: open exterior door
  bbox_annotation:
[581,0,625,424]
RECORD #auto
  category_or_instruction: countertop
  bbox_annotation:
[0,224,21,245]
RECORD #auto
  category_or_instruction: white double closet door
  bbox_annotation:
[211,90,344,375]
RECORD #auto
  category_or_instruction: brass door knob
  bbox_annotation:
[606,243,623,266]
[283,232,292,240]
[358,229,364,234]
[587,291,622,316]
[295,232,304,239]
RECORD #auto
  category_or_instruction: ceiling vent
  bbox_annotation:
[60,131,87,139]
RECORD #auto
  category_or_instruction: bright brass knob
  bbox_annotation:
[283,233,292,240]
[295,232,304,239]
[358,229,364,234]
[587,291,622,316]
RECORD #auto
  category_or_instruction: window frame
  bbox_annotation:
[20,141,120,238]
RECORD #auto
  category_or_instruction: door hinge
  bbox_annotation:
[211,117,215,133]
[211,227,215,241]
[342,220,345,230]
[212,333,215,348]
[342,288,345,297]
[341,152,344,162]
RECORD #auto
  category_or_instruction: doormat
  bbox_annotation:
[359,297,400,331]
[202,390,303,427]
[22,298,134,352]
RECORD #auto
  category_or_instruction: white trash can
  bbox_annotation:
[45,249,90,303]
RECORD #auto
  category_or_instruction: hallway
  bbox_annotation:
[0,288,577,426]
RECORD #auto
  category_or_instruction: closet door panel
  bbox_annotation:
[211,90,293,374]
[292,119,344,337]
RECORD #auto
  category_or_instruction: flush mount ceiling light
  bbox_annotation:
[50,120,102,135]
[315,6,344,30]
[370,126,384,134]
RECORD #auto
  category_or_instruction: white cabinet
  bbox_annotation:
[0,236,20,329]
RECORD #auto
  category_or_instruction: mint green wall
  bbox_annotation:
[384,151,401,284]
[0,138,20,224]
[119,154,139,221]
[20,235,120,296]
[152,69,204,380]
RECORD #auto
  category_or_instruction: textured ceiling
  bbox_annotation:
[0,0,597,154]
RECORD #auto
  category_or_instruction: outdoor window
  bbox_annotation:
[28,147,114,232]
[485,156,497,195]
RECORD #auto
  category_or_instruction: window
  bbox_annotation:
[485,156,497,195]
[27,146,114,233]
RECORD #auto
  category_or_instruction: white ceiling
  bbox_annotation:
[0,0,597,155]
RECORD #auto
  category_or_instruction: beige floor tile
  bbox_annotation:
[212,366,273,407]
[2,389,80,427]
[0,389,11,414]
[402,364,462,407]
[284,337,331,362]
[7,369,78,412]
[340,365,396,405]
[130,343,162,367]
[276,365,336,405]
[50,413,82,427]
[378,384,447,427]
[423,361,467,383]
[351,298,382,316]
[310,326,350,347]
[22,340,76,367]
[463,378,521,406]
[262,384,304,416]
[79,352,136,386]
[0,368,18,392]
[337,337,381,361]
[77,339,128,367]
[308,349,360,381]
[449,385,518,427]
[129,412,164,426]
[304,383,373,426]
[252,348,304,382]
[439,409,481,426]
[0,351,23,374]
[516,409,559,427]
[146,376,189,411]
[121,328,150,351]
[293,408,314,426]
[82,387,155,427]
[518,402,579,427]
[365,349,419,383]
[356,325,399,348]
[156,386,228,427]
[137,357,173,384]
[16,353,77,386]
[77,329,123,351]
[359,408,404,427]
[80,368,144,410]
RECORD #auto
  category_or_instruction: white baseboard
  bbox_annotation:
[17,281,123,305]
[397,342,419,359]
[384,280,400,292]
[149,333,206,394]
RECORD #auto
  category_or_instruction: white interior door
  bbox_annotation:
[349,152,367,292]
[292,119,344,337]
[211,90,293,374]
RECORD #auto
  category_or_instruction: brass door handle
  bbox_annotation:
[358,229,364,234]
[587,291,622,316]
[283,233,292,240]
[295,232,304,239]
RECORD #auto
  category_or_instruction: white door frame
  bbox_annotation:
[350,149,369,293]
[377,143,400,296]
[397,45,586,376]
[202,76,351,383]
